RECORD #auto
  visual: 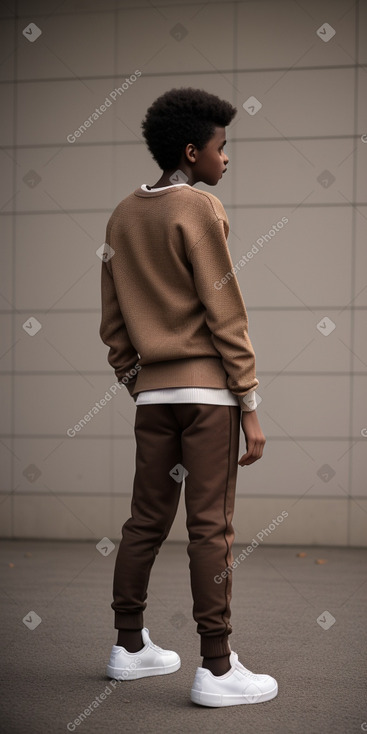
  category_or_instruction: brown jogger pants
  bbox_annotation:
[111,402,241,658]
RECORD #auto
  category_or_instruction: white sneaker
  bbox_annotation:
[191,651,278,707]
[106,627,181,680]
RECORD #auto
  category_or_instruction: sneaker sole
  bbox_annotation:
[190,682,278,707]
[107,659,181,680]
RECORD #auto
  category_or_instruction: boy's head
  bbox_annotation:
[141,87,237,186]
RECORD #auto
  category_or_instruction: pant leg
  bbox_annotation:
[112,404,182,629]
[181,404,241,658]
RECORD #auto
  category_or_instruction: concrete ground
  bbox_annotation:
[0,539,366,734]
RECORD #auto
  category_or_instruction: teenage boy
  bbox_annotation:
[99,87,278,707]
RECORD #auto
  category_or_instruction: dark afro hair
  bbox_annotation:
[141,87,237,171]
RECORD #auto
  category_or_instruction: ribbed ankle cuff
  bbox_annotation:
[114,612,144,630]
[200,634,231,658]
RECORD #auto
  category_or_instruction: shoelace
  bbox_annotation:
[149,641,164,652]
[234,656,259,680]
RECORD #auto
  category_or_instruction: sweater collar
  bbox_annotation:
[134,184,191,198]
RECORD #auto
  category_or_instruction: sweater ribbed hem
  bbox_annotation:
[132,357,228,395]
[200,634,231,658]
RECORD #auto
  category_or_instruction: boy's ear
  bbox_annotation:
[185,143,196,162]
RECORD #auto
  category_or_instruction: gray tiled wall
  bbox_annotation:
[1,0,366,545]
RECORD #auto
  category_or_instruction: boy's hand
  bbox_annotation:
[238,410,266,466]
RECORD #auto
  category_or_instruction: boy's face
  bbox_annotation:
[191,126,229,186]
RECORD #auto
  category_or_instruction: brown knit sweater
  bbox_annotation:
[99,185,259,407]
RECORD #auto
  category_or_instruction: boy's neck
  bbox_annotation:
[148,169,195,189]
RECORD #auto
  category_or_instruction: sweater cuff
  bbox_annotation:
[116,375,137,398]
